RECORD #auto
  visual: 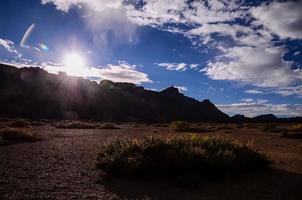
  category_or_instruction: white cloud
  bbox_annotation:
[126,0,187,27]
[183,1,244,25]
[241,98,253,103]
[0,59,151,85]
[251,1,302,39]
[218,102,302,118]
[41,0,123,12]
[157,62,187,71]
[0,39,22,57]
[245,89,265,94]
[202,46,302,87]
[174,86,187,92]
[272,85,302,98]
[157,62,199,71]
[189,64,199,69]
[41,0,138,48]
[97,61,152,84]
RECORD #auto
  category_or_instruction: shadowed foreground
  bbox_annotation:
[0,122,301,199]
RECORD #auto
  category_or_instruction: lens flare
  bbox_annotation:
[39,43,49,51]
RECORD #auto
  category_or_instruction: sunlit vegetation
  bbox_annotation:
[0,128,38,145]
[171,121,213,132]
[55,121,99,129]
[262,123,302,138]
[281,124,302,139]
[96,135,272,183]
[285,123,302,132]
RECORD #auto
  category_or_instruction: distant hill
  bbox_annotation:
[253,114,278,122]
[0,64,229,122]
[230,114,302,123]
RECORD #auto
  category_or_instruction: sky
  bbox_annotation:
[0,0,301,117]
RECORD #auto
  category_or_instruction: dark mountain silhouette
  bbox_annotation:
[0,64,229,122]
[0,64,301,123]
[230,114,302,123]
[231,114,246,123]
[253,114,277,122]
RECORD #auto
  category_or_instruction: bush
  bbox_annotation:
[9,119,31,128]
[100,123,119,129]
[153,123,169,127]
[0,128,38,144]
[171,121,191,132]
[263,124,279,132]
[55,121,98,129]
[286,124,302,132]
[171,121,209,132]
[96,135,272,181]
[0,135,5,145]
[281,132,302,139]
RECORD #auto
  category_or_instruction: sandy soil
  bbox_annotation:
[0,122,301,200]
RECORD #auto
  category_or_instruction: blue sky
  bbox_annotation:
[0,0,301,117]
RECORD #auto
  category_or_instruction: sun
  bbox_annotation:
[63,53,86,76]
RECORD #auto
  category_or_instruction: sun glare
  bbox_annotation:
[63,53,86,77]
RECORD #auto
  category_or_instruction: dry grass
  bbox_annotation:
[285,124,302,132]
[0,128,38,145]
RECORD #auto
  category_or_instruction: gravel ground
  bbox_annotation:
[0,123,301,200]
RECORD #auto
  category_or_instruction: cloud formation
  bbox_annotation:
[157,62,198,71]
[245,89,265,94]
[251,1,302,40]
[174,86,187,92]
[0,59,151,85]
[218,101,302,118]
[97,61,152,84]
[41,0,138,49]
[0,39,21,57]
[202,46,302,87]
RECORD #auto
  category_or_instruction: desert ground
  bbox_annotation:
[0,121,301,200]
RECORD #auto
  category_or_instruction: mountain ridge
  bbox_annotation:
[0,63,301,123]
[0,64,229,122]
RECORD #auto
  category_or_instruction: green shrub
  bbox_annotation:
[0,128,38,144]
[96,135,272,181]
[100,123,119,129]
[171,121,191,132]
[263,124,279,132]
[171,121,209,132]
[0,135,5,146]
[55,121,98,129]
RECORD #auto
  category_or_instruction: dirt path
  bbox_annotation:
[0,124,302,200]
